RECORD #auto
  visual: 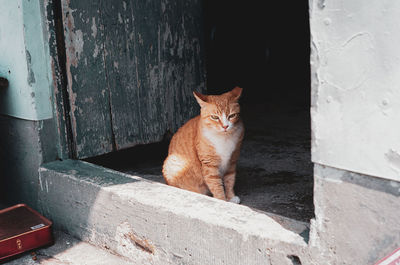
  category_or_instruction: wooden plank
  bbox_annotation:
[43,0,72,159]
[103,0,206,149]
[101,0,167,149]
[58,0,205,158]
[160,0,206,131]
[62,0,113,158]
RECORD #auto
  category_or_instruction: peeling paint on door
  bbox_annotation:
[61,0,205,158]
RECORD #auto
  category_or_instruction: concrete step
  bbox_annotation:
[4,230,136,265]
[37,159,311,265]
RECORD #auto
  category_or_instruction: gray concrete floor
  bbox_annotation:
[88,104,314,223]
[2,231,135,265]
[235,105,314,222]
[0,203,135,265]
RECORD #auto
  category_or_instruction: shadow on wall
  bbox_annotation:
[0,116,43,207]
[0,114,58,208]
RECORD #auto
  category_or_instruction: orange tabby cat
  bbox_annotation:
[162,87,244,203]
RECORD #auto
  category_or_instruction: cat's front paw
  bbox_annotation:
[229,196,241,204]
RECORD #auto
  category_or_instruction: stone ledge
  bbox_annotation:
[38,159,308,265]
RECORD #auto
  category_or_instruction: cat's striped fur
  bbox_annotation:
[162,87,244,202]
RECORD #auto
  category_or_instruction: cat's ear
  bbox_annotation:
[230,86,243,101]
[193,91,208,108]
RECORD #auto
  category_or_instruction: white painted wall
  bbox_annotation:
[310,0,400,181]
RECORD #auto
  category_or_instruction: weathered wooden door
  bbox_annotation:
[59,0,205,158]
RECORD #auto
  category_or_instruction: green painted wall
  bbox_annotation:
[0,0,53,120]
[0,0,62,207]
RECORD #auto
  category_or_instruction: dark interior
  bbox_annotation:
[87,0,313,223]
[203,0,310,109]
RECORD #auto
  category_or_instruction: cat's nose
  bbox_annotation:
[222,125,229,130]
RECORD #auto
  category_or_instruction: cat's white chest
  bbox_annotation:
[203,126,243,175]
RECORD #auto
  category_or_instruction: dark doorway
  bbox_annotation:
[204,0,310,109]
[88,0,313,223]
[202,0,313,221]
[203,1,311,109]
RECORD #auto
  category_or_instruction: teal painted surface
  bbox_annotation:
[42,159,136,186]
[0,0,52,120]
[103,0,205,150]
[42,0,74,159]
[62,0,206,159]
[62,0,114,158]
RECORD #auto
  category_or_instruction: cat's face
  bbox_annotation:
[194,87,242,133]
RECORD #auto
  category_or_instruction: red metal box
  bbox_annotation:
[0,204,53,261]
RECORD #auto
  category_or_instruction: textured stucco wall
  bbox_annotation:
[310,0,400,182]
[309,0,400,263]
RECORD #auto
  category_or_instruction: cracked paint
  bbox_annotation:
[59,0,205,158]
[93,44,99,58]
[26,50,36,86]
[65,7,84,67]
[91,17,97,38]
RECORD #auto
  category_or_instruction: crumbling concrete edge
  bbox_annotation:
[38,159,310,265]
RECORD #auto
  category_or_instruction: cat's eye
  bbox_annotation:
[210,115,219,120]
[228,113,238,120]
